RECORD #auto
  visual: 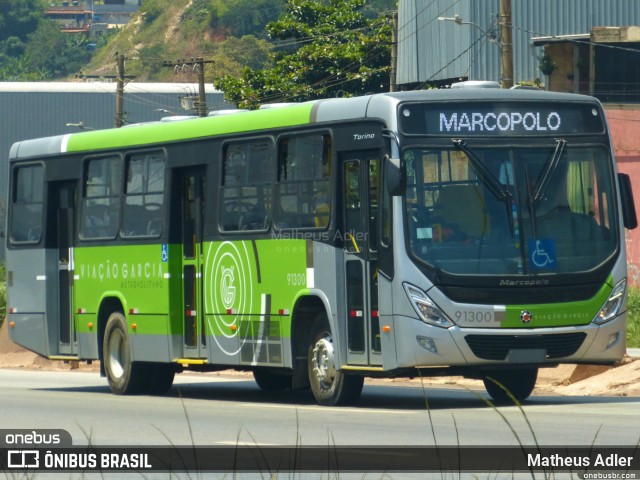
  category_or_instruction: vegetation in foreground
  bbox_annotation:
[0,264,4,328]
[626,285,640,347]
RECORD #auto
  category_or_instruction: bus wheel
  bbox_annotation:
[253,369,292,391]
[147,364,175,395]
[103,311,148,395]
[307,317,364,406]
[482,368,538,404]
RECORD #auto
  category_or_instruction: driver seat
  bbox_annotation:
[433,184,487,237]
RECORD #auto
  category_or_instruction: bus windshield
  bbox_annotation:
[404,144,617,275]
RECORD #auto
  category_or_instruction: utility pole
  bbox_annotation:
[390,12,398,92]
[500,0,514,88]
[196,58,207,117]
[76,53,135,127]
[163,58,215,117]
[115,52,126,128]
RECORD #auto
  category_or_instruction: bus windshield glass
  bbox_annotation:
[404,144,617,275]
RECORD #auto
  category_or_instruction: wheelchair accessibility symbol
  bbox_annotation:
[528,239,557,270]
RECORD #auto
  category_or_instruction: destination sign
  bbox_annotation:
[400,102,605,136]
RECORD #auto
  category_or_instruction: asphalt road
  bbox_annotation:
[1,368,639,448]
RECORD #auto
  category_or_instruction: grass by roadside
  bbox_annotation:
[626,285,640,347]
[0,264,5,329]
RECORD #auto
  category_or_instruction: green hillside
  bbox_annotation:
[1,0,395,85]
[83,0,279,82]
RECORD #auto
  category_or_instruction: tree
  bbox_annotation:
[214,36,272,74]
[214,0,392,109]
[0,0,45,43]
[219,0,283,38]
[23,20,92,79]
[139,0,169,25]
[0,0,45,62]
[0,1,93,80]
[178,0,282,38]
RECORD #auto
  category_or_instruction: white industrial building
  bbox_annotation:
[0,81,228,259]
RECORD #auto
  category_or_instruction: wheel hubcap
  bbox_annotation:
[312,336,336,389]
[107,330,125,379]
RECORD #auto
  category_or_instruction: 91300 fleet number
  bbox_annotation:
[454,310,494,323]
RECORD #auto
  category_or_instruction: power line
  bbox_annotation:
[416,34,487,89]
[398,1,640,88]
[397,0,463,45]
[162,58,215,117]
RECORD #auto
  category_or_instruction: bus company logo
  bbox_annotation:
[220,266,236,309]
[520,310,533,324]
[207,241,254,356]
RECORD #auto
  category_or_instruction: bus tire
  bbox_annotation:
[147,364,175,395]
[103,311,148,395]
[253,369,292,391]
[308,315,364,406]
[483,368,538,404]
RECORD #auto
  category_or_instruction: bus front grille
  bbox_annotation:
[464,332,587,361]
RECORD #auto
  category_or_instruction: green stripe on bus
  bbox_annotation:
[65,103,316,152]
[501,280,612,328]
[73,239,311,338]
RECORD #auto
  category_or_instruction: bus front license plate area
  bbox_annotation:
[506,349,546,363]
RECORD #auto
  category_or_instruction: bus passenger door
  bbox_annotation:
[51,181,78,356]
[179,168,207,359]
[342,153,381,366]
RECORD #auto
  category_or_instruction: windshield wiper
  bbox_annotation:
[533,138,567,203]
[452,139,511,201]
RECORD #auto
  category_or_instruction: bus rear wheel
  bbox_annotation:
[482,367,538,404]
[103,311,148,395]
[308,316,364,406]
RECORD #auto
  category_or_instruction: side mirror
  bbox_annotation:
[384,155,404,196]
[618,173,637,230]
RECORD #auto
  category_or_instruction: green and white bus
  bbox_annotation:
[6,85,637,405]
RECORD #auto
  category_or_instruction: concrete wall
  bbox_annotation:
[545,43,578,93]
[605,107,640,285]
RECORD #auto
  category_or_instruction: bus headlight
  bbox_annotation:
[403,283,454,328]
[593,279,626,325]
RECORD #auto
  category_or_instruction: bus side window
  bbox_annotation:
[10,165,44,244]
[80,156,122,240]
[121,152,166,238]
[220,139,273,232]
[275,134,331,230]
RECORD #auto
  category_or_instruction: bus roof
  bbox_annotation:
[9,88,601,161]
[10,101,318,160]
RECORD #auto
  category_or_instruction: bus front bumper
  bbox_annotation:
[384,313,626,370]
